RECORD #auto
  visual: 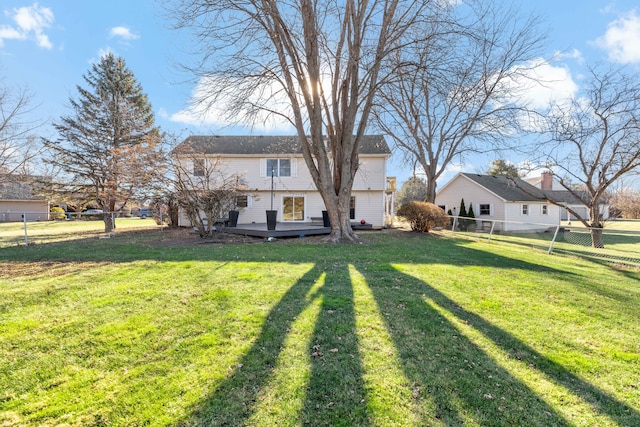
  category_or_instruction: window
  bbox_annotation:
[350,196,356,219]
[283,196,304,221]
[266,159,291,177]
[522,204,529,215]
[193,158,205,176]
[236,195,249,208]
[542,204,548,215]
[479,204,491,215]
[438,205,446,211]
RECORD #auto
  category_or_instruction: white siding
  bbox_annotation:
[503,202,560,231]
[353,157,388,191]
[435,175,506,222]
[175,153,389,228]
[352,191,385,226]
[436,174,561,232]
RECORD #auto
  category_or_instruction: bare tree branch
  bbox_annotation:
[371,0,547,202]
[167,0,429,242]
[534,64,640,240]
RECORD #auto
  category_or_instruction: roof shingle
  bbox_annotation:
[171,135,391,156]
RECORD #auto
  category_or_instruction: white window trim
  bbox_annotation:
[521,204,529,215]
[260,158,298,178]
[477,203,494,217]
[281,194,306,222]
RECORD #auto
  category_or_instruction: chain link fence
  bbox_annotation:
[0,211,166,248]
[444,216,640,269]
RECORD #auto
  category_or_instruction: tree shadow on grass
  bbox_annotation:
[357,264,640,426]
[300,263,368,425]
[176,262,368,426]
[175,264,322,425]
[355,264,571,426]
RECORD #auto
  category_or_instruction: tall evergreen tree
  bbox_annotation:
[459,198,467,217]
[43,53,164,232]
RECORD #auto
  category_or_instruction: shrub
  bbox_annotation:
[50,206,66,220]
[397,201,450,233]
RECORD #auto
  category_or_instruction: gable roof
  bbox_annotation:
[459,173,546,202]
[444,173,607,206]
[171,135,391,156]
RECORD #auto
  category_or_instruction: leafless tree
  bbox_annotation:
[0,83,42,176]
[372,0,546,202]
[535,65,640,247]
[172,153,252,238]
[610,187,640,219]
[168,0,429,242]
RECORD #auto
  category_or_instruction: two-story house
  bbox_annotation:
[171,135,392,228]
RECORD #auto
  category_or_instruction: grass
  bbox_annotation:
[1,228,639,426]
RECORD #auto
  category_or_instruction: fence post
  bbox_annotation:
[451,216,458,232]
[23,213,29,247]
[488,220,496,242]
[548,225,560,254]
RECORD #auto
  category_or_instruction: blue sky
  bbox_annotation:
[1,0,640,185]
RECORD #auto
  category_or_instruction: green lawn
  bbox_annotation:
[1,229,639,426]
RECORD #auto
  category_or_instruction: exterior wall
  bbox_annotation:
[436,174,561,232]
[561,204,609,222]
[353,158,388,191]
[0,200,50,222]
[435,176,506,222]
[229,190,385,227]
[503,202,560,231]
[175,154,389,228]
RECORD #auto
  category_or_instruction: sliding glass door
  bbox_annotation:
[282,196,305,221]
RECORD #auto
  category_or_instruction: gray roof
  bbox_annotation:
[171,135,391,156]
[460,173,605,205]
[461,173,546,202]
[0,174,44,200]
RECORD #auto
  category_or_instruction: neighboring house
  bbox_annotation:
[171,135,393,228]
[0,174,50,222]
[435,173,561,232]
[525,171,609,221]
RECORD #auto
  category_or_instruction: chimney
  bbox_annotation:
[541,171,553,190]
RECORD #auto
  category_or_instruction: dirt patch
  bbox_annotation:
[150,227,263,247]
[134,226,417,248]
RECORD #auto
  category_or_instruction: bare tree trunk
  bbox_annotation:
[589,206,604,248]
[590,228,604,249]
[170,0,421,243]
[103,212,115,233]
[425,179,437,204]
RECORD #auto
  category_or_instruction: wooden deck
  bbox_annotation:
[221,222,373,238]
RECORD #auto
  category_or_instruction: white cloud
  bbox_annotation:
[554,48,583,62]
[504,58,579,111]
[170,75,295,133]
[109,26,139,40]
[595,9,640,64]
[432,162,476,187]
[0,3,54,49]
